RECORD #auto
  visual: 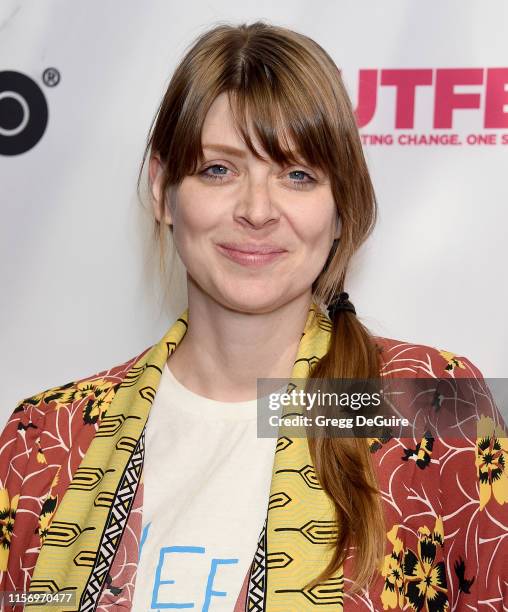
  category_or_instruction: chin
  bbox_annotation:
[220,291,288,314]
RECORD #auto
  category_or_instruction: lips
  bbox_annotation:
[216,243,288,267]
[217,242,287,254]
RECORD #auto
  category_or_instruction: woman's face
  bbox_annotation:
[150,92,341,314]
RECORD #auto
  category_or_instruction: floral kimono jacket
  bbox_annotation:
[0,302,507,611]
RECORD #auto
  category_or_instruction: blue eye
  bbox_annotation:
[201,164,229,180]
[199,165,316,188]
[289,170,309,181]
[287,169,316,189]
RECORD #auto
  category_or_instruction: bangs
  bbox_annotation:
[153,24,346,185]
[191,63,340,177]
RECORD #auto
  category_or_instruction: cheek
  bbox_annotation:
[172,182,217,241]
[170,182,231,275]
[293,202,337,252]
[288,205,337,278]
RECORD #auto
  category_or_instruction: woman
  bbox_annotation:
[0,21,506,612]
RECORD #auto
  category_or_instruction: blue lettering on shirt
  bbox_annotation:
[202,558,239,611]
[141,527,240,611]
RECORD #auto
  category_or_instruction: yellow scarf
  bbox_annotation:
[29,301,341,610]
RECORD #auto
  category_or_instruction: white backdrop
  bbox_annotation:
[1,0,507,420]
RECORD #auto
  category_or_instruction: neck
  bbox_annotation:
[167,286,314,402]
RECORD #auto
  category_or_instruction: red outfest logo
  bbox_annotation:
[351,68,508,146]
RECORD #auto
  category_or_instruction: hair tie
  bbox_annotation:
[327,291,356,317]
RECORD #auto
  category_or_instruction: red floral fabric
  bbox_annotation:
[0,337,506,611]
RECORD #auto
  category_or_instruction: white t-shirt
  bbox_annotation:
[131,362,278,611]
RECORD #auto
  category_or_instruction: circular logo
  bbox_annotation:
[0,71,49,156]
[42,67,61,87]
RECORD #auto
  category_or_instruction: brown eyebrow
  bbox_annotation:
[202,144,247,158]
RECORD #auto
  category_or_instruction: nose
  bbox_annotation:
[235,173,279,228]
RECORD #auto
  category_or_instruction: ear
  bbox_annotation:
[149,154,173,225]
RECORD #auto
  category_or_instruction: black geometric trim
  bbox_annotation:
[79,428,145,611]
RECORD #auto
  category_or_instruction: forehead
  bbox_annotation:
[201,93,236,137]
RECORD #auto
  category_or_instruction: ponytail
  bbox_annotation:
[305,298,386,595]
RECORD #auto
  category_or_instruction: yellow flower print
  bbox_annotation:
[23,382,76,411]
[402,432,434,470]
[35,436,47,464]
[51,467,61,489]
[368,433,393,454]
[75,379,116,424]
[439,351,466,373]
[36,495,58,545]
[0,488,19,571]
[34,467,61,545]
[381,525,406,610]
[476,415,508,510]
[403,517,448,611]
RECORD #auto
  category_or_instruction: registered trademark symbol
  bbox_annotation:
[42,67,60,87]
